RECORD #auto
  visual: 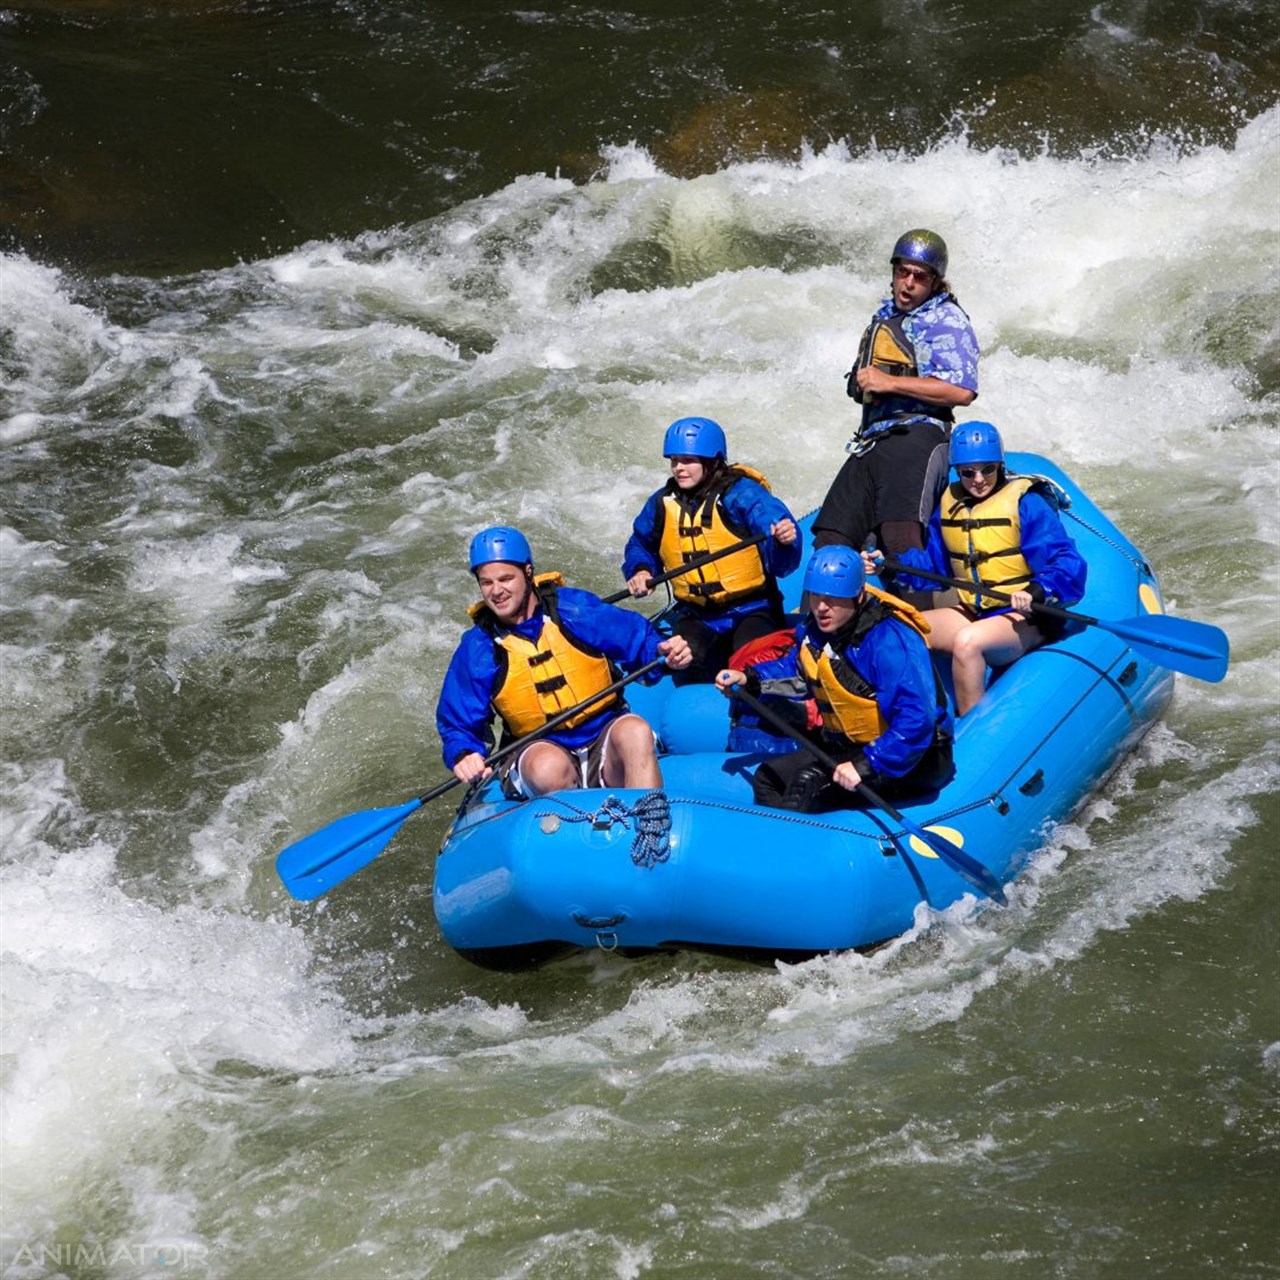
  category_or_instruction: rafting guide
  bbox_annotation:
[812,228,981,609]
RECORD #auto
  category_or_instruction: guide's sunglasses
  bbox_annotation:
[958,464,999,479]
[893,263,935,283]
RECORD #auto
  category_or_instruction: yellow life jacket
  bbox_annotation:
[656,464,772,608]
[797,587,931,743]
[470,572,620,737]
[859,313,917,381]
[939,475,1036,613]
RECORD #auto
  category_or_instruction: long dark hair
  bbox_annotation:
[933,276,958,308]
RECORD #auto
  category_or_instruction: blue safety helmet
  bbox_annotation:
[949,421,1004,469]
[803,545,866,600]
[468,525,533,573]
[890,228,948,280]
[663,416,727,461]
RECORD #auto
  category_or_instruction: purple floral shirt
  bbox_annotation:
[856,291,980,442]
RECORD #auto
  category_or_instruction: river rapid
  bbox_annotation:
[1,2,1278,1277]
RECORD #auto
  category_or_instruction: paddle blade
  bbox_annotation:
[859,780,1008,906]
[275,799,423,901]
[1101,613,1230,683]
[908,822,1007,906]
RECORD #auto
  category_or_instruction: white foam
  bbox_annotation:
[0,254,119,408]
[127,530,286,621]
[0,525,68,575]
[0,758,369,1238]
[600,141,663,182]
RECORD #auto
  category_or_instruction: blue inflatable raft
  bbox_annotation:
[432,455,1176,967]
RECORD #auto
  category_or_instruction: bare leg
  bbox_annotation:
[916,605,971,654]
[600,714,663,789]
[951,615,1046,716]
[517,741,579,795]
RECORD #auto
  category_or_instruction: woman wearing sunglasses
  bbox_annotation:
[877,421,1088,717]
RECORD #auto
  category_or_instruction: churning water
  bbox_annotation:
[2,2,1277,1276]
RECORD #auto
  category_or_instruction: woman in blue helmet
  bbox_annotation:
[714,544,953,812]
[813,229,980,609]
[622,416,801,684]
[437,526,691,797]
[884,421,1088,716]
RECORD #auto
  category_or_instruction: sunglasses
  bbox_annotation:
[958,464,999,479]
[893,263,935,283]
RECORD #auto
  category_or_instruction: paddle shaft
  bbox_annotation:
[729,684,903,812]
[878,555,1121,627]
[751,692,892,811]
[728,685,1006,904]
[875,554,1228,680]
[602,532,767,605]
[276,654,672,898]
[419,654,668,804]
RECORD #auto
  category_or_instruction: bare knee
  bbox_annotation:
[607,714,654,759]
[520,743,577,794]
[602,714,661,788]
[952,626,987,667]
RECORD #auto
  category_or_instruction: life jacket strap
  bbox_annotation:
[941,516,1014,531]
[958,546,1026,569]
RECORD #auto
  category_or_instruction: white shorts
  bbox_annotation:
[503,714,652,798]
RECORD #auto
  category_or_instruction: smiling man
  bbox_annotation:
[437,526,691,797]
[813,229,981,609]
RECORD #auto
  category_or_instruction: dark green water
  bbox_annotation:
[3,0,1275,274]
[1,2,1277,1277]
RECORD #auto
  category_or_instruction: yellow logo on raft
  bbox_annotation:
[908,825,964,859]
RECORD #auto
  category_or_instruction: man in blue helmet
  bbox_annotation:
[437,526,691,797]
[813,228,980,609]
[622,416,801,683]
[715,544,953,812]
[883,421,1087,716]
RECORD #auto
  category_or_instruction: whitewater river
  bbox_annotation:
[2,2,1277,1277]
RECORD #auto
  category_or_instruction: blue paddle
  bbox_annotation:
[728,685,1007,906]
[276,656,668,901]
[876,556,1229,683]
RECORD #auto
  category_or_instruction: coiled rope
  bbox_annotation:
[629,789,672,867]
[537,789,672,868]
